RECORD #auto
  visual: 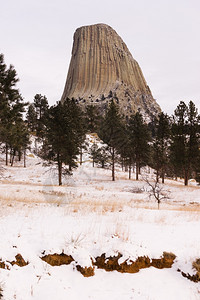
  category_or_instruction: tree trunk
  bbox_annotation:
[156,169,159,183]
[34,138,38,154]
[158,201,160,210]
[161,169,165,184]
[5,144,8,166]
[57,153,62,185]
[18,151,22,161]
[69,156,72,172]
[58,162,62,186]
[121,158,124,171]
[24,149,26,168]
[11,150,15,167]
[184,169,189,186]
[129,158,132,180]
[112,147,115,181]
[136,161,139,180]
[80,147,83,165]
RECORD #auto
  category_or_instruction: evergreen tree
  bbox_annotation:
[118,127,134,179]
[95,146,109,168]
[85,105,102,133]
[90,143,99,167]
[42,99,86,185]
[0,54,27,165]
[127,112,151,180]
[0,54,7,97]
[170,101,200,185]
[152,112,171,183]
[33,94,49,139]
[90,144,109,168]
[99,100,125,181]
[26,103,37,133]
[9,120,30,167]
[170,101,187,181]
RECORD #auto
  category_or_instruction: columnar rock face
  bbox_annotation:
[61,23,161,119]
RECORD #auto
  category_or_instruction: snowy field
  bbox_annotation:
[0,140,200,299]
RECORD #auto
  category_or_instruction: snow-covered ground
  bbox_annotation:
[0,140,200,299]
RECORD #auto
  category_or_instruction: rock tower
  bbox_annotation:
[61,23,161,119]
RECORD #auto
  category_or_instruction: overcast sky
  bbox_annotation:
[1,0,200,114]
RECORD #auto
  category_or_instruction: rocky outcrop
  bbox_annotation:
[61,23,161,119]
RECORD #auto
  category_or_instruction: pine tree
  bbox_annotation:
[170,101,200,185]
[95,146,109,168]
[0,54,13,164]
[0,54,7,97]
[85,105,102,133]
[33,94,49,139]
[99,100,125,181]
[90,144,109,168]
[152,112,171,183]
[90,143,99,167]
[118,127,134,179]
[0,54,27,165]
[9,120,30,167]
[42,99,86,185]
[26,103,37,133]
[127,112,151,180]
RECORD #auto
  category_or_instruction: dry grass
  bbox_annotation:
[0,177,200,217]
[66,198,125,214]
[0,194,45,204]
[113,222,130,241]
[166,181,200,190]
[39,190,65,197]
[65,233,87,249]
[1,187,200,215]
[153,214,167,224]
[0,180,45,186]
[1,189,200,215]
[94,185,104,191]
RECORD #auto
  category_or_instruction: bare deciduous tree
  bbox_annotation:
[144,176,170,209]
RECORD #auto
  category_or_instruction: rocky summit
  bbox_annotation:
[61,23,161,119]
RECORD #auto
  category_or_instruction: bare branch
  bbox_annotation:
[143,175,171,209]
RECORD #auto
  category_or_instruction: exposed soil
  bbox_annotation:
[94,252,176,273]
[178,269,200,283]
[177,258,200,283]
[76,265,95,277]
[0,254,28,269]
[41,253,94,277]
[2,251,200,284]
[40,251,176,277]
[41,253,74,266]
